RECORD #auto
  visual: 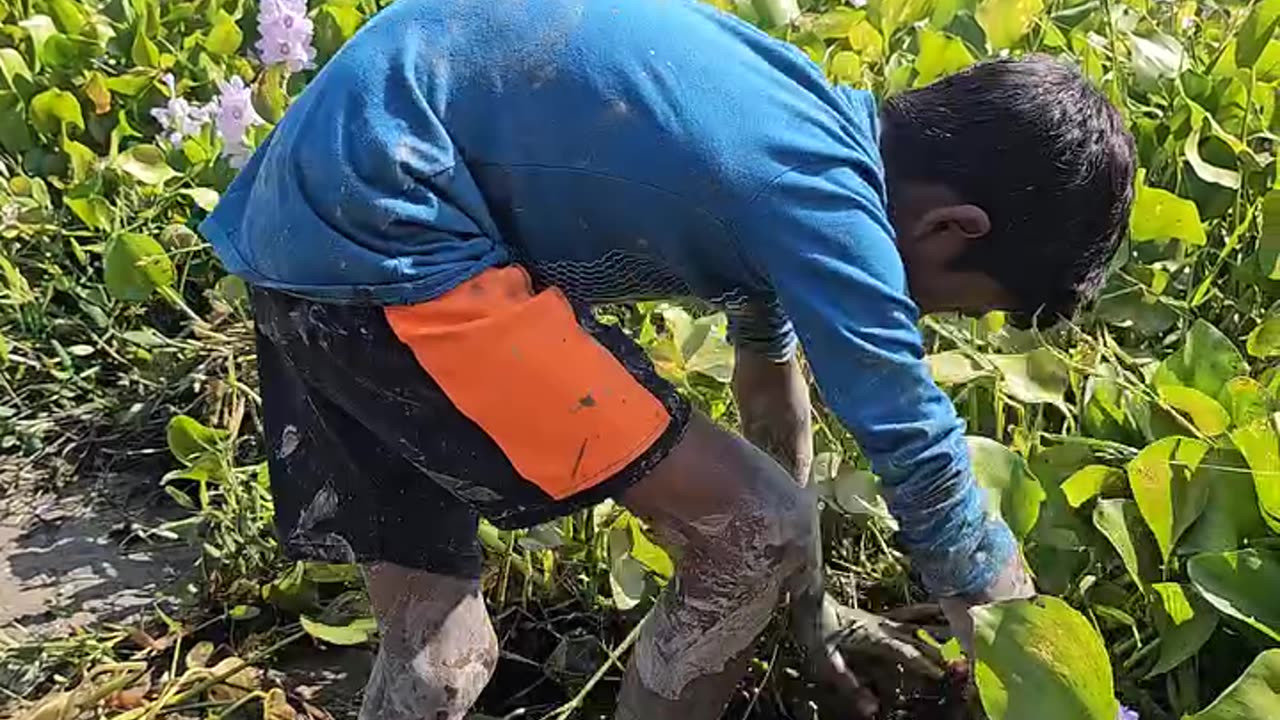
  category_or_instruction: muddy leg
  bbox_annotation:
[614,415,817,720]
[358,563,498,720]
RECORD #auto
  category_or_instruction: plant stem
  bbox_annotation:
[541,618,644,720]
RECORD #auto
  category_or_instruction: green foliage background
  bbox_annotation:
[5,0,1280,719]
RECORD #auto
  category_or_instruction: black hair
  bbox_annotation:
[879,54,1136,327]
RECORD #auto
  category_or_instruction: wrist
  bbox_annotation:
[911,514,1019,598]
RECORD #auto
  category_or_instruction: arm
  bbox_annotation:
[725,301,813,483]
[740,161,1018,598]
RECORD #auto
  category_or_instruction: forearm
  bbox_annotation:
[881,432,1017,597]
[731,347,813,482]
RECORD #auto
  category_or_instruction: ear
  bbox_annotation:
[905,204,991,263]
[913,204,991,240]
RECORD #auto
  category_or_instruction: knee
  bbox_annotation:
[370,606,498,720]
[759,483,817,578]
[716,468,817,585]
[362,570,498,720]
[405,624,498,714]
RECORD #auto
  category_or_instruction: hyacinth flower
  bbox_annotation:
[1118,705,1139,720]
[213,76,265,168]
[150,74,212,146]
[256,0,317,73]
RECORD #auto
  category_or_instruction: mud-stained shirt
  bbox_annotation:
[198,0,1014,596]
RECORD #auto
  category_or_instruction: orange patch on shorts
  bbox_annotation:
[384,266,670,500]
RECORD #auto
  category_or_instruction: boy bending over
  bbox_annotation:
[199,0,1135,717]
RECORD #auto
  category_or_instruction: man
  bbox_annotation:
[198,0,1135,718]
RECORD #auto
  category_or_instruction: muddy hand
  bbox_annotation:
[792,590,946,718]
[937,551,1036,657]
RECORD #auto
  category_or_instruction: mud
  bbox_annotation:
[0,466,194,640]
[358,564,498,720]
[634,493,814,700]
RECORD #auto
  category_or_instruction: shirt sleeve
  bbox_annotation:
[738,161,1015,597]
[722,297,799,361]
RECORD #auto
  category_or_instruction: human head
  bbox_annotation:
[879,55,1136,327]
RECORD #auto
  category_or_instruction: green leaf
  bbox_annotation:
[1226,378,1272,428]
[927,350,991,386]
[971,596,1119,720]
[810,7,860,38]
[103,232,175,302]
[314,3,366,62]
[131,23,160,67]
[752,0,801,28]
[228,605,260,621]
[185,640,215,669]
[1249,315,1280,358]
[0,48,33,98]
[847,18,884,63]
[47,0,86,34]
[64,196,113,230]
[83,71,111,115]
[62,138,97,184]
[115,144,178,185]
[1189,649,1280,720]
[166,414,226,464]
[829,51,862,82]
[1159,385,1231,436]
[608,526,649,610]
[1128,436,1212,562]
[1188,549,1280,643]
[975,0,1043,50]
[204,12,243,56]
[179,187,220,211]
[0,92,33,154]
[1185,122,1242,190]
[1061,465,1123,509]
[628,517,673,580]
[1130,184,1206,245]
[1095,285,1179,337]
[1146,582,1219,678]
[1229,419,1280,533]
[302,562,361,584]
[1093,499,1160,589]
[1154,319,1248,400]
[1131,33,1186,88]
[665,311,734,383]
[990,348,1069,408]
[967,437,1046,540]
[827,468,894,524]
[915,29,974,86]
[300,615,377,646]
[1182,450,1271,555]
[878,0,932,37]
[29,88,84,136]
[1258,191,1280,279]
[1238,0,1280,69]
[254,65,290,124]
[18,16,56,68]
[105,71,155,97]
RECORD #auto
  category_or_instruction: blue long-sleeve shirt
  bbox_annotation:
[199,0,1014,596]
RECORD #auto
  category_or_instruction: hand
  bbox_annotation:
[938,551,1037,656]
[731,349,813,483]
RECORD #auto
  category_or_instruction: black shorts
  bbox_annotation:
[252,267,690,579]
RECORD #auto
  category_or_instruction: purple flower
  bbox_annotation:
[150,74,211,146]
[1117,705,1139,720]
[256,0,316,73]
[212,76,265,168]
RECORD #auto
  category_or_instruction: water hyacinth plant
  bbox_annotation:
[256,0,317,73]
[149,75,212,147]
